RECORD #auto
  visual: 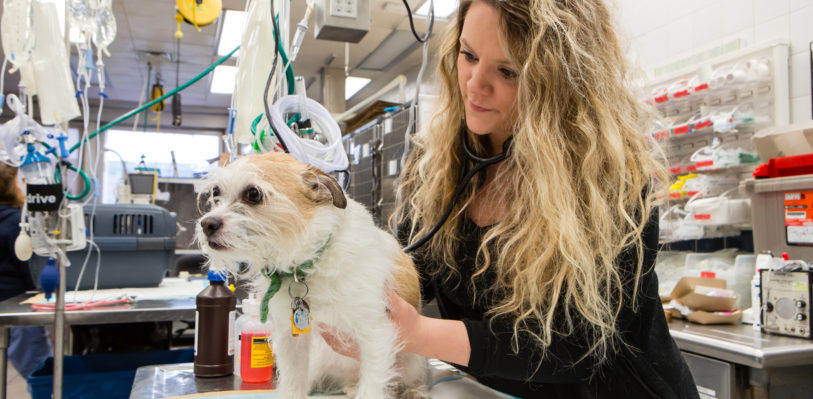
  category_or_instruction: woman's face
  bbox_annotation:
[457,1,519,141]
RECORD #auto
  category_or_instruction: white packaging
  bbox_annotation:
[685,192,750,226]
[31,2,80,124]
[233,0,279,145]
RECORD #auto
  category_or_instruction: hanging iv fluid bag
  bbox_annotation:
[1,0,35,66]
[233,0,280,145]
[31,1,80,125]
[91,0,117,53]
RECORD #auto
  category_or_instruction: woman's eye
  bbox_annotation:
[499,68,518,79]
[460,50,477,62]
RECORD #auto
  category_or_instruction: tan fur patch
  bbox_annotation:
[244,152,321,220]
[393,251,422,312]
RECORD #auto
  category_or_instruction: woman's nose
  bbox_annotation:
[467,66,491,96]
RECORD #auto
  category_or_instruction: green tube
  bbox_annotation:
[54,164,92,201]
[274,15,296,95]
[68,45,241,154]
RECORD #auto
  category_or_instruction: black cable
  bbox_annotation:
[264,0,289,153]
[402,0,435,43]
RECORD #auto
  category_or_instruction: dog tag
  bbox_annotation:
[291,297,311,336]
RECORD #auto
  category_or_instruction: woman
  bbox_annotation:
[0,163,52,378]
[384,0,698,397]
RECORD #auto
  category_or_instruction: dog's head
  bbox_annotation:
[196,152,346,278]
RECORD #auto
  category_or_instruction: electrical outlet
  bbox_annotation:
[330,0,357,18]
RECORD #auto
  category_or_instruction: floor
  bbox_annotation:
[5,361,30,399]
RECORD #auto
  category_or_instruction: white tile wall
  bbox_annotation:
[615,0,813,123]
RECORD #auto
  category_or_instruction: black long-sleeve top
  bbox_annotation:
[401,210,699,398]
[0,205,35,302]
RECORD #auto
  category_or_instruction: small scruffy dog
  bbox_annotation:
[196,152,429,399]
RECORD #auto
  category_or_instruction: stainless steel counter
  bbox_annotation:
[129,361,513,399]
[0,294,198,399]
[668,320,813,369]
[0,294,196,328]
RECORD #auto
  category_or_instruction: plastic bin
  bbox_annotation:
[28,348,193,399]
[744,174,813,261]
[29,204,177,290]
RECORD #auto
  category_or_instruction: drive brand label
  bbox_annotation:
[26,184,63,212]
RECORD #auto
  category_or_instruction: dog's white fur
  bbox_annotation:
[196,152,429,399]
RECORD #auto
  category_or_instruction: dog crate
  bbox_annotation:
[29,204,177,290]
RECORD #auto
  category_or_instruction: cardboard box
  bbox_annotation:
[752,121,813,160]
[686,309,742,325]
[669,277,737,312]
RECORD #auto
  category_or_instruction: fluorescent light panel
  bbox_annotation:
[217,10,247,57]
[211,65,237,94]
[345,77,371,100]
[416,0,459,18]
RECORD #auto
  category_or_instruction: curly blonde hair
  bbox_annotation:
[396,0,664,365]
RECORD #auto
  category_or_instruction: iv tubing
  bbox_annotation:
[67,45,240,154]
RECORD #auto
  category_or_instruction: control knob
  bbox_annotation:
[796,313,807,322]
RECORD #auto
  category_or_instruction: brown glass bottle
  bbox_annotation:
[194,270,236,377]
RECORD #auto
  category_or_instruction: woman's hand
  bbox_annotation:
[318,289,425,359]
[320,290,470,366]
[386,288,425,353]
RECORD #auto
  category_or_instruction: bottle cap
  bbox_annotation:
[207,270,227,282]
[242,294,260,316]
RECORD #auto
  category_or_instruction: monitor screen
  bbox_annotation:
[129,173,155,195]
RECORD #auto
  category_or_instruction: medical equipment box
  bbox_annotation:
[29,204,177,290]
[744,174,813,261]
[760,269,813,339]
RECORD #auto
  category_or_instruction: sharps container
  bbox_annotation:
[194,270,236,377]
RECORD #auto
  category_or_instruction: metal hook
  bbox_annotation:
[287,279,309,299]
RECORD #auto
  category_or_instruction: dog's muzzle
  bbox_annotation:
[200,216,228,250]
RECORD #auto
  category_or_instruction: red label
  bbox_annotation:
[696,160,714,168]
[653,130,669,140]
[694,214,711,220]
[669,192,683,199]
[700,271,716,278]
[687,191,700,197]
[686,165,697,172]
[669,166,681,174]
[673,90,690,98]
[654,94,669,103]
[695,120,712,129]
[673,125,690,135]
[694,83,709,92]
[784,191,813,226]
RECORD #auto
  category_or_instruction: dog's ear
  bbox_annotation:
[302,167,347,209]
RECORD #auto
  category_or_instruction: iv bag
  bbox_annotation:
[1,0,36,66]
[233,0,279,144]
[31,1,80,124]
[92,0,117,52]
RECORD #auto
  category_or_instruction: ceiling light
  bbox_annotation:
[345,77,371,100]
[217,10,247,57]
[210,65,237,94]
[415,0,458,19]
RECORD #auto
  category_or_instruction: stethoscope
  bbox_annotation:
[404,129,513,253]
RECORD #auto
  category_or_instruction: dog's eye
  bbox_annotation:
[212,186,220,197]
[243,186,263,204]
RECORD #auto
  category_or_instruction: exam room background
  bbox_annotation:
[2,0,813,211]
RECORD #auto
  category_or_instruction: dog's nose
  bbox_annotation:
[200,217,223,237]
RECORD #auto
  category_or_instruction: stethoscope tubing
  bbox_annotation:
[404,132,512,253]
